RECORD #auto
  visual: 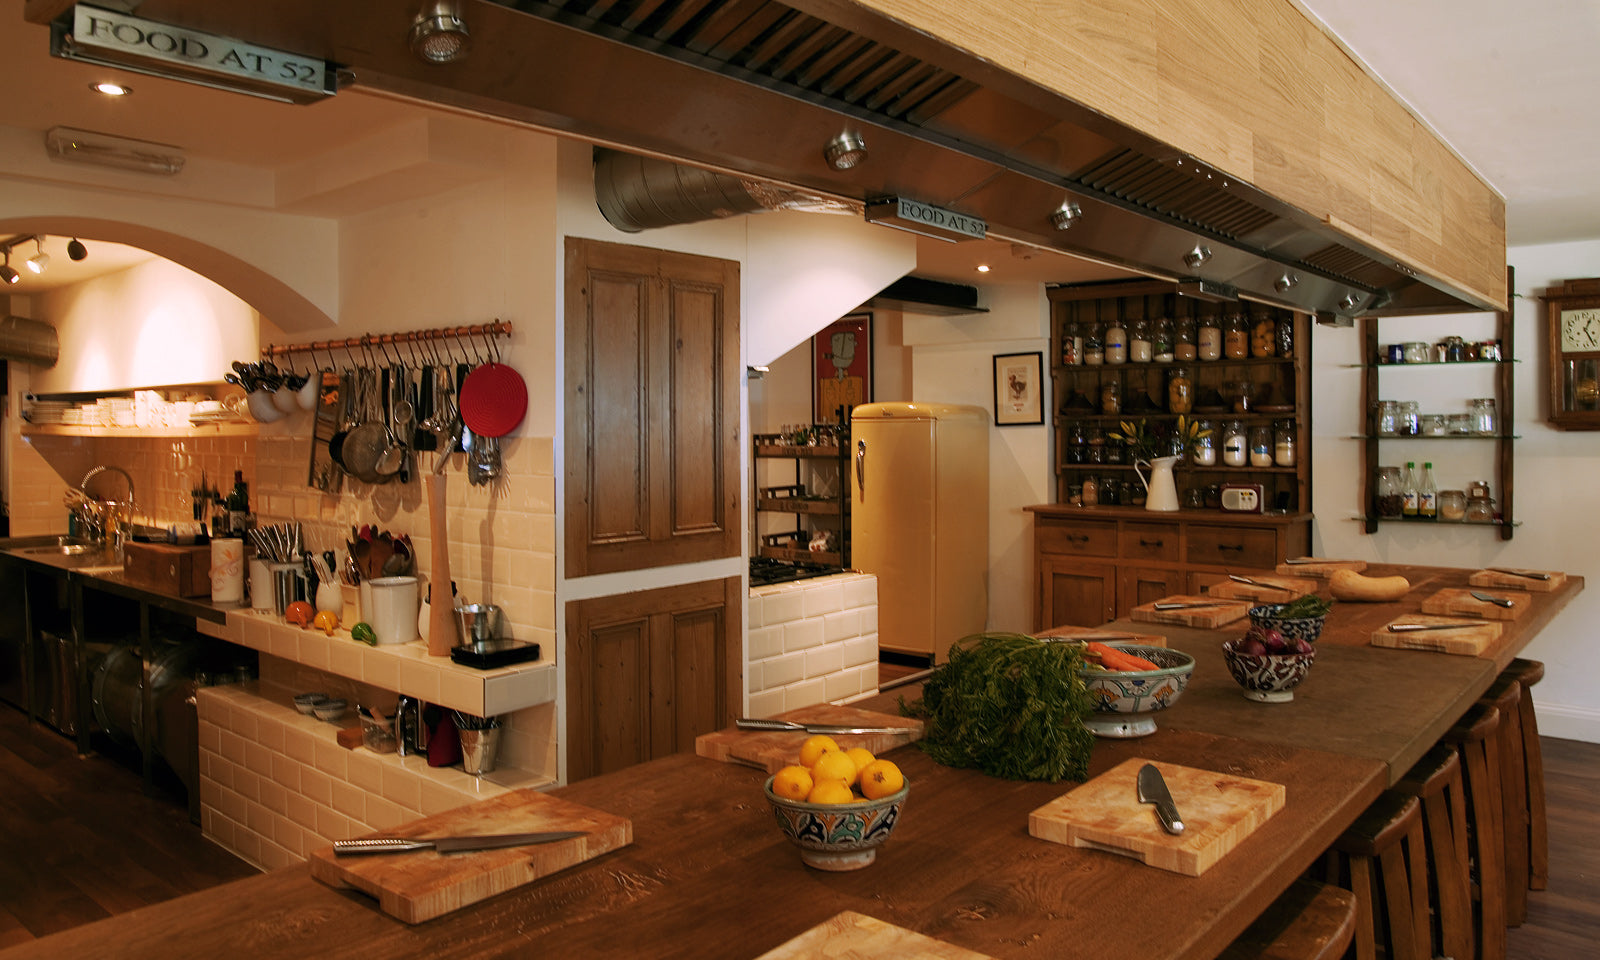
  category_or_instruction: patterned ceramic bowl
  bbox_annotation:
[1222,640,1317,702]
[1077,645,1196,738]
[763,776,910,872]
[1247,603,1327,644]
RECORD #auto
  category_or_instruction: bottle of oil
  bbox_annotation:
[1401,461,1419,518]
[1418,462,1437,520]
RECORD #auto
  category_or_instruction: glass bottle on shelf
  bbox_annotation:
[1153,312,1175,362]
[1061,313,1082,366]
[1401,461,1419,517]
[1375,466,1403,519]
[1192,419,1216,466]
[1273,419,1296,466]
[1222,420,1248,467]
[1099,378,1121,415]
[1418,462,1438,519]
[1103,305,1128,365]
[1224,311,1250,359]
[1174,315,1197,361]
[1249,425,1273,467]
[1128,317,1152,363]
[1167,365,1194,413]
[1250,310,1277,358]
[1083,316,1104,365]
[1197,308,1223,361]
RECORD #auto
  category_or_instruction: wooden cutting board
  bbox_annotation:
[1420,587,1531,621]
[1029,758,1285,877]
[1468,568,1567,593]
[1274,558,1368,578]
[1205,576,1319,603]
[756,911,995,959]
[1035,624,1167,646]
[308,789,631,923]
[1370,615,1504,656]
[1129,595,1252,628]
[694,704,924,774]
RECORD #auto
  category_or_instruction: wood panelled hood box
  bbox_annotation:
[94,0,1506,318]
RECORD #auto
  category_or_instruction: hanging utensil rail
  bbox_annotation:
[260,321,512,361]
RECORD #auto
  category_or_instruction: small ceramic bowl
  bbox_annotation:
[1247,603,1327,645]
[1077,644,1196,738]
[293,692,329,715]
[1222,640,1317,702]
[312,697,348,722]
[763,777,910,872]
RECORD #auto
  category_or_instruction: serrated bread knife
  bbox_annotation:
[332,830,587,856]
[736,718,911,735]
[1137,763,1184,835]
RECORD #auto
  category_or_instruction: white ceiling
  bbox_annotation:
[1,0,1596,295]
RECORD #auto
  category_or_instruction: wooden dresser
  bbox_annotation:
[1026,504,1311,630]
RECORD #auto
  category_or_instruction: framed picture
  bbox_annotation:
[813,312,873,424]
[993,351,1044,425]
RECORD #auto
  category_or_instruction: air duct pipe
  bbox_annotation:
[593,147,850,232]
[0,315,59,367]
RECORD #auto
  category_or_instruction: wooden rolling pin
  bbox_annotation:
[424,472,459,656]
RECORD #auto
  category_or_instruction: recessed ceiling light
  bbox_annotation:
[976,264,991,273]
[822,133,868,171]
[91,81,132,96]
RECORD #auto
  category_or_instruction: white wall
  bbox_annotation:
[1311,238,1600,743]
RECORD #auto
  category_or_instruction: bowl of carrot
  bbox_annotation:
[1076,642,1195,738]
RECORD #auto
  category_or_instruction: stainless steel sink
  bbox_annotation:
[16,543,97,556]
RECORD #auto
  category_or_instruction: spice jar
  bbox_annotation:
[1251,312,1277,357]
[1249,425,1273,467]
[1197,311,1223,361]
[1153,315,1175,362]
[1273,419,1297,466]
[1221,420,1248,467]
[1224,312,1250,359]
[1167,366,1194,413]
[1174,316,1197,361]
[1375,467,1403,519]
[1438,489,1467,522]
[1100,378,1122,415]
[1192,419,1217,466]
[1464,497,1496,524]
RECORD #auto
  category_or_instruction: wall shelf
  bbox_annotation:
[21,422,257,439]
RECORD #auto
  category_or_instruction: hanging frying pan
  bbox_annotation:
[458,361,527,438]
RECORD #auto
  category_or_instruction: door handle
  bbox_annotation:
[855,439,867,498]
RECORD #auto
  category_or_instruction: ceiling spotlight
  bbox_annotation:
[1049,200,1082,231]
[976,264,991,273]
[26,237,49,275]
[410,1,472,64]
[67,238,88,261]
[1338,292,1362,311]
[90,81,132,96]
[1273,273,1299,293]
[823,133,868,171]
[1182,244,1213,269]
[0,250,18,286]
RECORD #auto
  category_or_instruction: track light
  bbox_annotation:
[823,133,869,171]
[1273,273,1298,293]
[26,237,49,275]
[410,1,472,64]
[0,250,17,286]
[1182,244,1213,269]
[68,238,88,261]
[1050,200,1082,231]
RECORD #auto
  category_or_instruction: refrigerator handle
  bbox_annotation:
[855,438,867,499]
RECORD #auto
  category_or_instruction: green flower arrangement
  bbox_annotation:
[1109,415,1211,462]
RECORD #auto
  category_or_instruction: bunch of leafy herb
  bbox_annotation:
[899,633,1097,783]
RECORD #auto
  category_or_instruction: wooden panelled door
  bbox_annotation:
[563,237,741,578]
[566,578,742,782]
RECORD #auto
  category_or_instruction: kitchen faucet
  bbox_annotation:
[74,465,137,549]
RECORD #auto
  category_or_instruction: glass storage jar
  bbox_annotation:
[1066,422,1087,463]
[1464,497,1496,524]
[1398,400,1420,436]
[1438,489,1467,522]
[1469,398,1497,434]
[1174,316,1197,360]
[1420,413,1447,436]
[1061,318,1082,366]
[1374,399,1399,435]
[1100,378,1121,414]
[1276,316,1294,358]
[1273,419,1297,466]
[1086,426,1106,463]
[1448,412,1474,435]
[1153,315,1175,362]
[1083,321,1104,365]
[1221,420,1248,467]
[1192,420,1216,466]
[1249,425,1273,466]
[1251,312,1277,357]
[1167,366,1194,413]
[1104,314,1128,364]
[1224,312,1250,359]
[1401,341,1430,363]
[1081,475,1100,506]
[1375,466,1403,519]
[1197,312,1223,361]
[1128,318,1152,363]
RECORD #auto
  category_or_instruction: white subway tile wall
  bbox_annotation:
[745,572,878,717]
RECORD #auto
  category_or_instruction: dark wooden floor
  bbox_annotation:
[0,698,1593,955]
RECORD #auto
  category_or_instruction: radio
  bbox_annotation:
[1219,483,1265,513]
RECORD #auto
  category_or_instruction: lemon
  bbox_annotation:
[810,749,859,788]
[797,734,840,768]
[859,759,905,800]
[771,765,814,801]
[806,780,857,805]
[844,747,876,782]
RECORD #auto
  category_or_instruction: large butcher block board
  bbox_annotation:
[1029,758,1285,877]
[1205,576,1319,603]
[1129,595,1252,628]
[695,704,924,774]
[1371,615,1504,656]
[309,789,631,924]
[756,911,996,960]
[1468,568,1567,593]
[1274,558,1368,578]
[1035,624,1167,646]
[1420,587,1530,621]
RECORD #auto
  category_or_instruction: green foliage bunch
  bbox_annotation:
[901,633,1097,783]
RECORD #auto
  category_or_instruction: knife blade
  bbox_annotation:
[1228,574,1285,589]
[332,830,587,857]
[1387,620,1492,632]
[1153,601,1231,610]
[1487,567,1551,581]
[1283,557,1358,565]
[1136,763,1184,835]
[1470,591,1516,608]
[735,718,911,735]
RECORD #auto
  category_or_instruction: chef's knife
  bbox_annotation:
[1487,568,1550,581]
[735,718,911,735]
[1387,620,1492,632]
[1153,601,1231,610]
[1136,763,1184,835]
[332,830,587,856]
[1228,574,1283,588]
[1283,557,1359,565]
[1469,591,1517,608]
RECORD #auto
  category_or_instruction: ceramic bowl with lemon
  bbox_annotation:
[763,736,909,871]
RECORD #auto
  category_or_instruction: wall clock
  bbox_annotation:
[1545,277,1600,429]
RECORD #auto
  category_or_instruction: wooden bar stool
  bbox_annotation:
[1320,790,1430,960]
[1443,702,1506,960]
[1503,658,1548,892]
[1397,744,1473,960]
[1477,676,1529,926]
[1217,878,1357,960]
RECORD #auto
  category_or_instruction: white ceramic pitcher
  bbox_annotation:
[1134,455,1181,512]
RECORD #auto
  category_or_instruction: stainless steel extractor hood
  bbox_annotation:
[77,0,1499,318]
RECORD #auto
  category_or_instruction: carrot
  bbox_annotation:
[1085,642,1160,672]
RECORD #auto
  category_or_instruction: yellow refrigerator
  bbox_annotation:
[850,402,988,664]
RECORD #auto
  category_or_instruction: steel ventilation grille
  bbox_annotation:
[1075,149,1277,241]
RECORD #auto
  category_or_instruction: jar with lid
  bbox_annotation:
[1103,309,1128,364]
[1197,309,1223,361]
[1448,412,1473,435]
[1467,479,1492,501]
[1099,378,1121,414]
[1401,341,1430,363]
[1275,315,1294,359]
[1128,317,1152,363]
[1224,312,1250,359]
[1250,311,1277,357]
[1192,419,1217,466]
[1374,399,1399,436]
[1067,482,1083,506]
[1086,426,1106,463]
[1420,413,1447,436]
[1375,466,1403,519]
[1464,497,1496,524]
[1226,379,1256,413]
[1167,366,1194,413]
[1204,483,1222,508]
[1066,422,1087,463]
[1081,475,1100,506]
[1083,319,1104,365]
[1221,420,1248,467]
[1102,476,1123,506]
[1469,398,1497,435]
[1061,316,1083,366]
[1184,486,1204,509]
[1398,400,1420,436]
[1106,433,1125,464]
[1445,336,1468,363]
[1249,424,1273,466]
[1174,316,1197,361]
[1438,489,1467,522]
[1273,419,1297,466]
[1153,314,1175,362]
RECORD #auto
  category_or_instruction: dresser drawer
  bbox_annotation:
[1120,522,1180,563]
[1036,518,1118,558]
[1186,525,1278,569]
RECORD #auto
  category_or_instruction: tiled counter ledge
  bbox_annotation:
[198,680,555,871]
[746,571,879,715]
[198,606,556,716]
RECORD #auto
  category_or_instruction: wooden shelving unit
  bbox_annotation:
[752,433,850,568]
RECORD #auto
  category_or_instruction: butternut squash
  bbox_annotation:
[1329,569,1410,602]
